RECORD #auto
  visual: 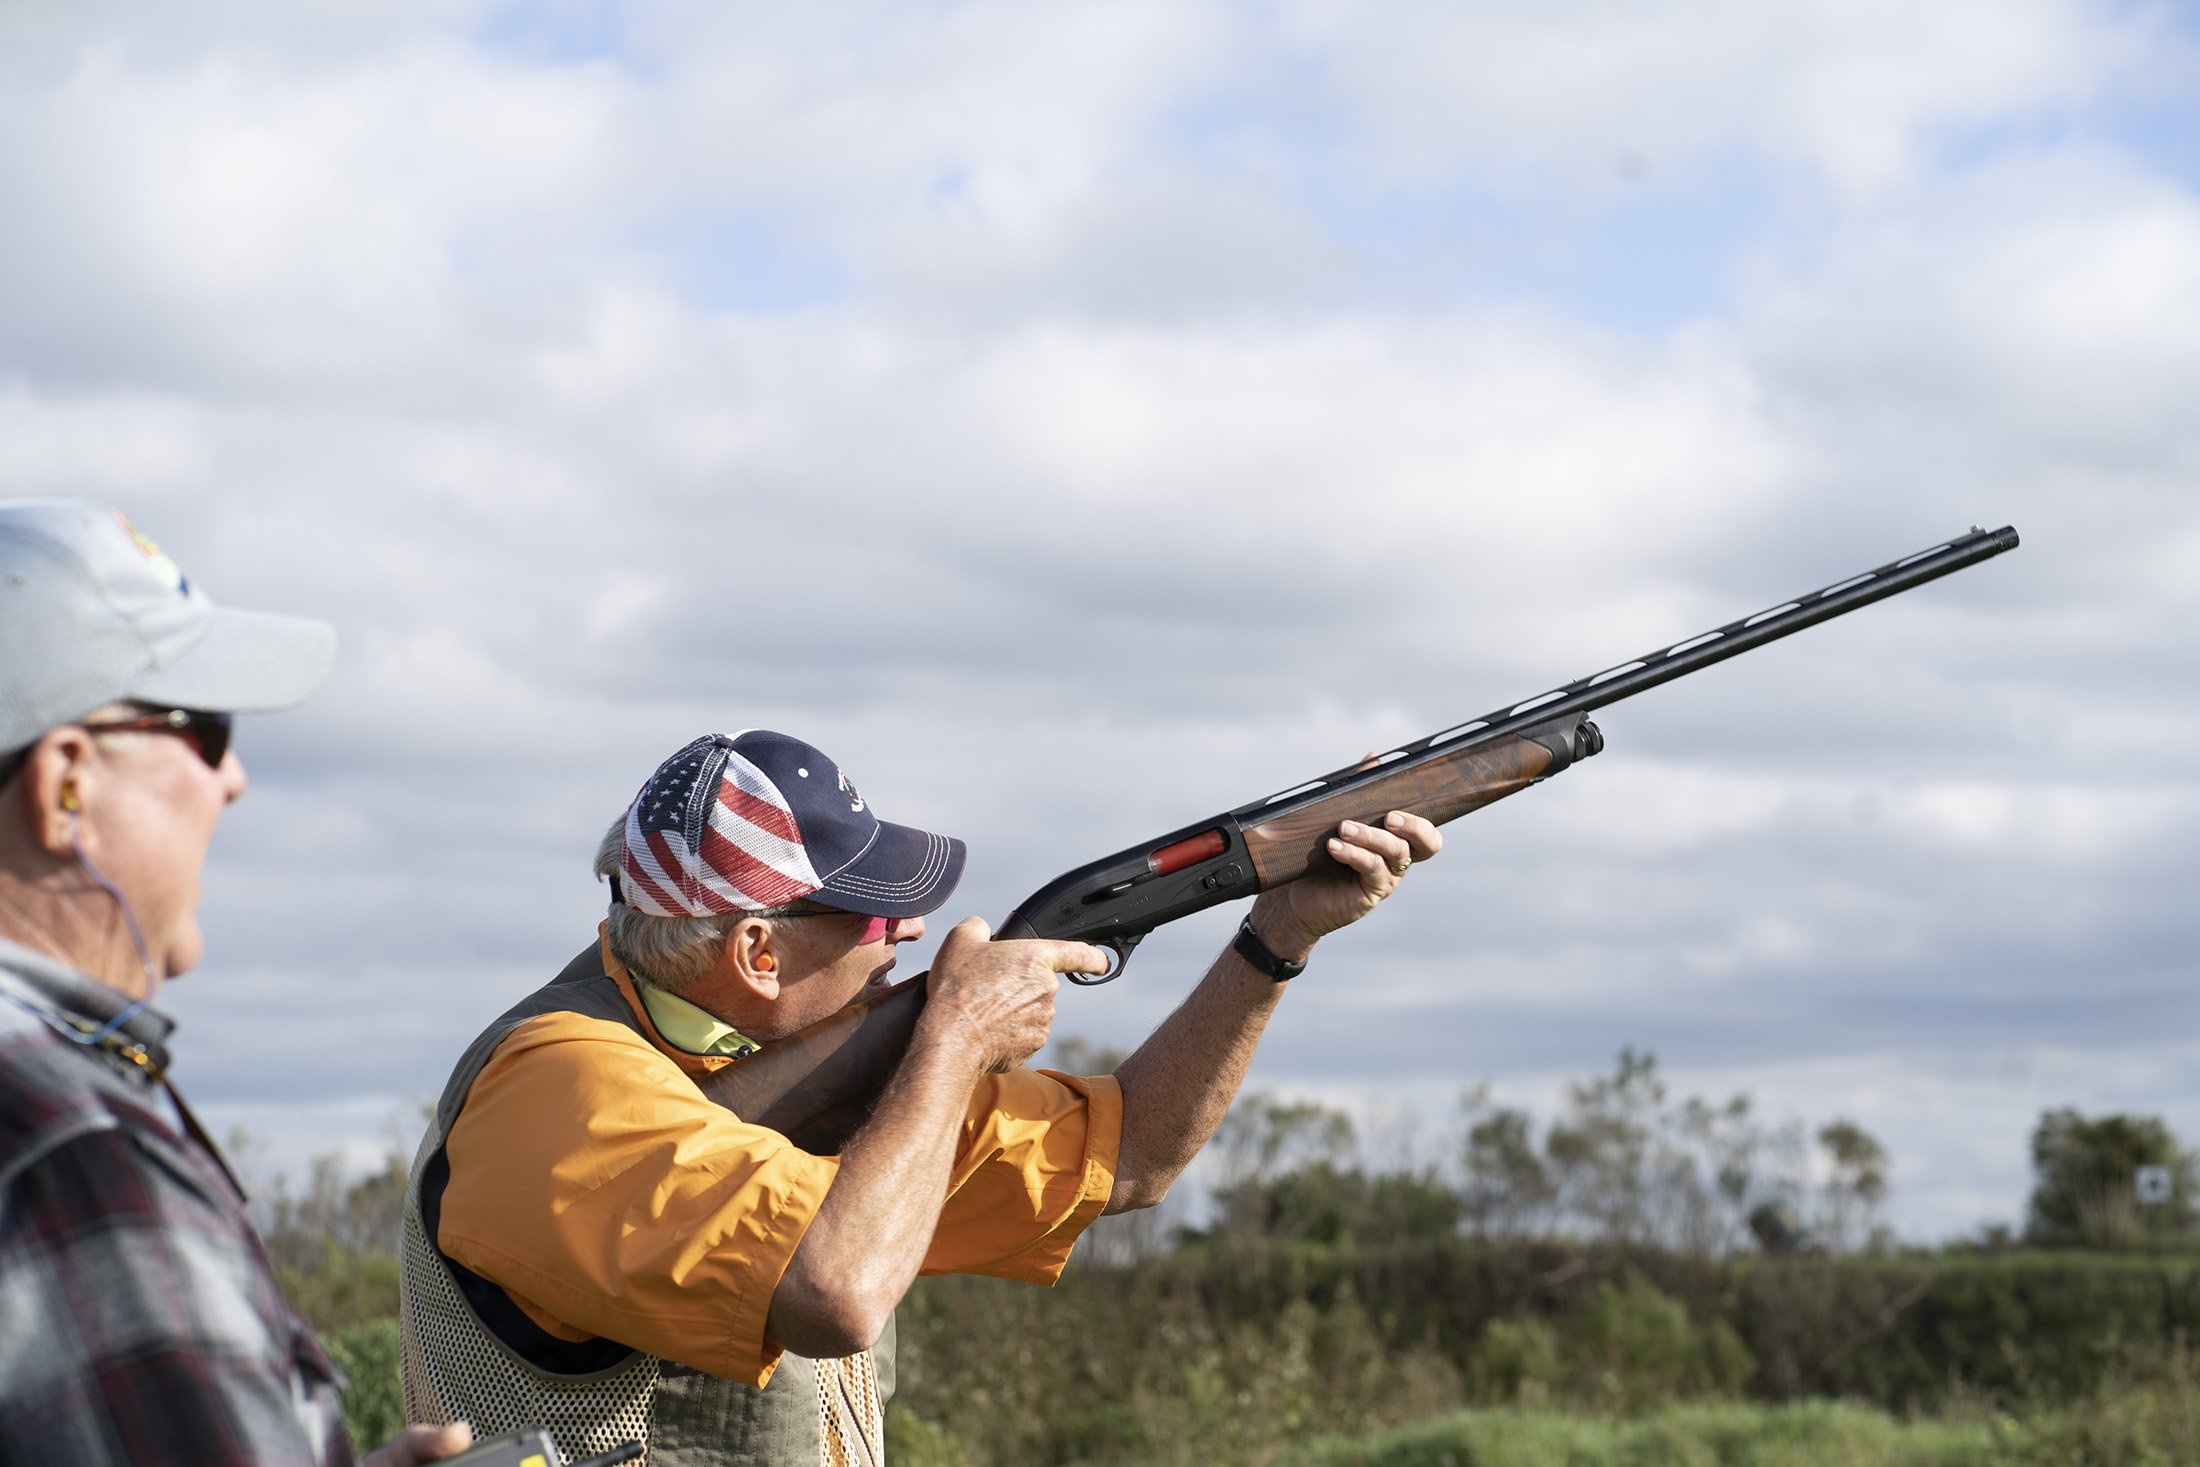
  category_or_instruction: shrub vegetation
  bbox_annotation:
[238,1050,2200,1463]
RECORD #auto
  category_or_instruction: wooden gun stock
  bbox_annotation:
[1240,731,1558,887]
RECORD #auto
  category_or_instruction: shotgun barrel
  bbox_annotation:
[1005,523,2020,975]
[701,524,2020,1150]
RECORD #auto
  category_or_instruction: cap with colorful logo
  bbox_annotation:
[618,730,966,920]
[0,501,337,753]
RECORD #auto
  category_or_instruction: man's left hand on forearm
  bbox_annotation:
[1251,810,1443,956]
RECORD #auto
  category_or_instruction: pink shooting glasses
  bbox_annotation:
[777,908,903,945]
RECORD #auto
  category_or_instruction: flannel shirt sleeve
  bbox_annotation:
[0,1118,354,1466]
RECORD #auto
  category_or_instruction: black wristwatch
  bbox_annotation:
[1233,916,1308,982]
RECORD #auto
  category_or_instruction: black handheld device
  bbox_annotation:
[436,1428,643,1467]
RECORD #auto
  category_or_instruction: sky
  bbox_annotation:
[2,0,2196,1240]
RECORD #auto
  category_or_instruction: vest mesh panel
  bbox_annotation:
[399,1203,660,1459]
[817,1352,884,1467]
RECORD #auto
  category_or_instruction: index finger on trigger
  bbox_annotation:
[1046,940,1110,977]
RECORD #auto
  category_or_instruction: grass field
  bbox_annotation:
[882,1374,2200,1467]
[1284,1402,2006,1467]
[1277,1385,2200,1467]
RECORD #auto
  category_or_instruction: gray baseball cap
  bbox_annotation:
[0,501,336,753]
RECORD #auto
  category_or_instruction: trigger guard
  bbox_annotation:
[1067,932,1143,985]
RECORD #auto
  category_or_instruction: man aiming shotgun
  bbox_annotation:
[400,731,1438,1466]
[399,525,2016,1466]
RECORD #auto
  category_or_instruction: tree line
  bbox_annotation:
[240,1045,2200,1452]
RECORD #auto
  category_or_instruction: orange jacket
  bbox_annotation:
[435,947,1120,1386]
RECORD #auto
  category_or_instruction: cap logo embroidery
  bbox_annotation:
[109,510,190,597]
[839,770,864,813]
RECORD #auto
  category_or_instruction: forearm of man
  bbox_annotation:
[764,1025,982,1359]
[1106,810,1440,1214]
[1105,895,1312,1214]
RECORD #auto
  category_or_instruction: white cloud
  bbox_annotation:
[1743,149,2200,480]
[1,1,2195,1243]
[0,378,207,492]
[1273,0,2151,196]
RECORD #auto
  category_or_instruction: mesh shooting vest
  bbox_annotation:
[399,948,891,1466]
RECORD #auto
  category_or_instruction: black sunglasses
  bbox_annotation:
[79,708,235,770]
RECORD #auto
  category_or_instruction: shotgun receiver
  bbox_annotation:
[702,525,2020,1151]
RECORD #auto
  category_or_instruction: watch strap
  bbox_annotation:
[1233,916,1308,982]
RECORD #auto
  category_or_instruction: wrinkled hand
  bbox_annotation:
[362,1422,473,1467]
[923,916,1108,1074]
[1253,809,1442,956]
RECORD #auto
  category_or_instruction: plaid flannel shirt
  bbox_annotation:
[0,940,354,1465]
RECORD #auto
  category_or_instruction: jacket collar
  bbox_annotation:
[0,936,176,1075]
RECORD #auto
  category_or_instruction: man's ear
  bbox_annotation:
[722,917,784,1001]
[22,730,94,858]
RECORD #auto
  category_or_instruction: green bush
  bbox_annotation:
[883,1407,969,1467]
[1736,1250,2200,1407]
[1994,1341,2200,1466]
[1579,1274,1727,1411]
[279,1248,401,1336]
[1083,1238,2200,1411]
[1464,1274,1754,1414]
[327,1317,405,1447]
[1471,1318,1564,1404]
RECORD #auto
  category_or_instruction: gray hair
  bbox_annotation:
[594,818,745,996]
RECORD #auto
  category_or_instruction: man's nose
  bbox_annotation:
[219,750,248,805]
[891,915,925,945]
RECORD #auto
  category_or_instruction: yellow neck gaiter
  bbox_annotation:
[633,980,760,1059]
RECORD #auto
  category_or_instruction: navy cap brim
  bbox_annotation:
[812,819,966,919]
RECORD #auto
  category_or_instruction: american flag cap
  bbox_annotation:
[618,730,966,919]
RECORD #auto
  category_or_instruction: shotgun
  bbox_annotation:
[702,525,2020,1151]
